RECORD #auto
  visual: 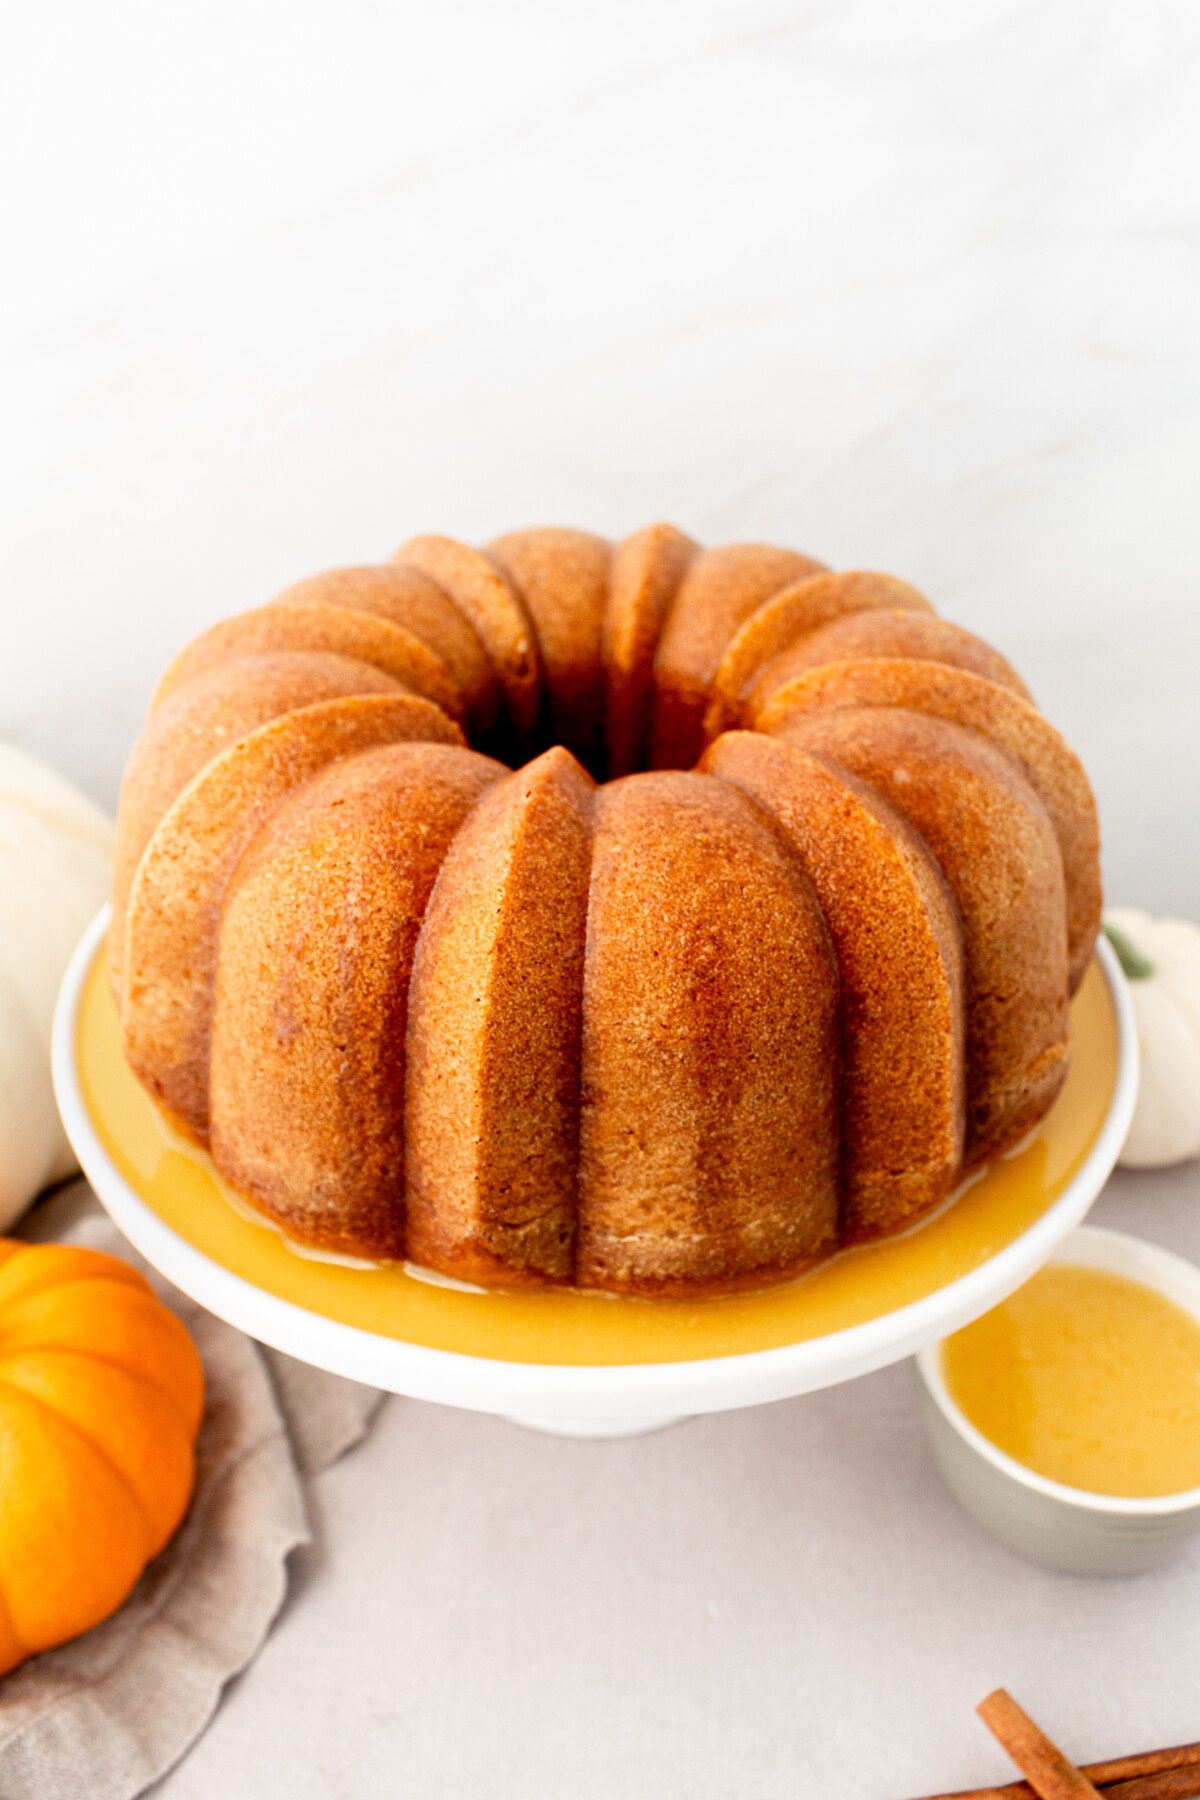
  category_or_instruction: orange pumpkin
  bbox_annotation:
[0,1238,204,1676]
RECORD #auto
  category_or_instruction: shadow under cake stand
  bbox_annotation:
[53,911,1137,1438]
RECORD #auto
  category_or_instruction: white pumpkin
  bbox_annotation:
[0,744,112,1227]
[1105,907,1200,1169]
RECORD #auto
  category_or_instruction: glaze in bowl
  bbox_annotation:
[916,1225,1200,1574]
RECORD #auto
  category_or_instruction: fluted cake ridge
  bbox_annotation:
[110,525,1101,1297]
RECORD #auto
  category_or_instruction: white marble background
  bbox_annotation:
[3,3,1200,1795]
[5,0,1200,913]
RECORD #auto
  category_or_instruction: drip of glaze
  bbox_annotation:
[81,949,1117,1368]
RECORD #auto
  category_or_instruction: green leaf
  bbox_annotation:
[1103,921,1155,981]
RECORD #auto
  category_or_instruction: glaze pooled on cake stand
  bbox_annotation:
[55,911,1137,1436]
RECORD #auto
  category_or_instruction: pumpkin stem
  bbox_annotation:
[1103,921,1155,981]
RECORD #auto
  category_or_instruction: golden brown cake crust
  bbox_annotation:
[603,523,698,779]
[151,604,463,722]
[745,608,1032,717]
[485,528,611,775]
[651,543,826,771]
[703,570,932,743]
[701,731,965,1241]
[776,705,1070,1166]
[114,522,1101,1299]
[392,535,541,749]
[271,565,500,737]
[109,650,404,998]
[405,746,595,1285]
[755,657,1101,992]
[577,770,840,1295]
[121,694,464,1144]
[208,744,505,1259]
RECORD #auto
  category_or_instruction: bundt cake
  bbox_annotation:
[110,527,1102,1297]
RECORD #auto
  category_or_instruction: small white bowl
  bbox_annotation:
[916,1226,1200,1575]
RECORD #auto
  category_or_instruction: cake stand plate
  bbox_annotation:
[53,911,1137,1437]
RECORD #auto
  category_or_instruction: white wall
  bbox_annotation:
[3,0,1198,909]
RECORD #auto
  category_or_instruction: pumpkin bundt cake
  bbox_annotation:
[111,528,1102,1297]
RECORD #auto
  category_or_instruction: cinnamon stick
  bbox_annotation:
[1099,1750,1200,1789]
[907,1734,1200,1800]
[1107,1772,1200,1800]
[975,1691,1104,1800]
[909,1772,1200,1800]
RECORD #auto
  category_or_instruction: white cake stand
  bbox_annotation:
[53,911,1137,1437]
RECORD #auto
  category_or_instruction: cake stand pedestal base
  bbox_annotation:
[503,1414,690,1439]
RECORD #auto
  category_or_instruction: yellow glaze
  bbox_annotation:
[943,1264,1200,1497]
[79,949,1116,1366]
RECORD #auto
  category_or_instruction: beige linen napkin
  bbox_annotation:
[0,1181,384,1799]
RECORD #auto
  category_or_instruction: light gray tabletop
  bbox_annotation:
[3,3,1199,1794]
[147,1166,1200,1800]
